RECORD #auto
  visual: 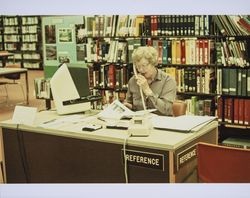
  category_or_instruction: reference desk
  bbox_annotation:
[0,111,218,183]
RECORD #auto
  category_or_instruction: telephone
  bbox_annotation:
[128,64,152,137]
[133,64,146,110]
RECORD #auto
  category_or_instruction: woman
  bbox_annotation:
[124,46,176,116]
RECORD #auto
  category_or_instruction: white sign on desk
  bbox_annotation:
[12,105,37,125]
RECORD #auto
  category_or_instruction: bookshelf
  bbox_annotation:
[0,15,43,69]
[20,16,43,69]
[1,15,21,67]
[212,15,250,144]
[38,15,250,143]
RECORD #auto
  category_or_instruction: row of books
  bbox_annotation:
[217,67,250,96]
[216,40,249,67]
[213,15,250,36]
[76,37,215,65]
[221,137,250,149]
[3,16,39,26]
[217,97,250,125]
[163,67,216,94]
[3,26,39,34]
[185,96,214,116]
[75,15,210,39]
[34,78,51,99]
[23,62,42,69]
[3,17,18,26]
[88,63,216,95]
[88,63,133,90]
[3,26,19,34]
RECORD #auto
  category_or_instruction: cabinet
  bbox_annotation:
[0,15,43,69]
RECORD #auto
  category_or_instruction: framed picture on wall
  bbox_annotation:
[58,52,70,63]
[58,28,73,43]
[45,25,56,44]
[45,45,57,60]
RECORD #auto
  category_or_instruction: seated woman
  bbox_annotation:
[124,46,177,116]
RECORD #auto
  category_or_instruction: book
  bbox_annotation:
[221,137,250,149]
[233,98,239,124]
[238,98,245,124]
[217,97,223,122]
[229,68,237,95]
[244,99,250,125]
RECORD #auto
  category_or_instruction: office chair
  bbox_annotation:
[0,64,25,104]
[196,142,250,183]
[172,100,187,117]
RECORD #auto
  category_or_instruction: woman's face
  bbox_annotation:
[136,58,155,79]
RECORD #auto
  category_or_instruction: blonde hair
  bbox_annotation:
[132,46,158,66]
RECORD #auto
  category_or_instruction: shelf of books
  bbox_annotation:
[37,15,250,144]
[213,15,250,145]
[0,15,43,69]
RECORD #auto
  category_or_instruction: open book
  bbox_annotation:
[98,99,156,120]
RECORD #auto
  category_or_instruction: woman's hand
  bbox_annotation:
[136,74,153,96]
[123,102,133,109]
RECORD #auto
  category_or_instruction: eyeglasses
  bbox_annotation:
[136,63,151,73]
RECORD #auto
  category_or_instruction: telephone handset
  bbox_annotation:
[133,64,146,110]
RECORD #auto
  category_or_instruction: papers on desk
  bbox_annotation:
[12,106,37,125]
[151,115,217,133]
[98,99,156,120]
[39,114,96,131]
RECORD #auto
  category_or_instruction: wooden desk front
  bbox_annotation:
[0,111,218,183]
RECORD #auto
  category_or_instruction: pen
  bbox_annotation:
[43,119,56,124]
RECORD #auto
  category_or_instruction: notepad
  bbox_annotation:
[151,115,217,132]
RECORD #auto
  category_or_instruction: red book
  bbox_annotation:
[233,98,239,124]
[180,39,186,64]
[108,64,115,89]
[224,98,228,123]
[238,99,245,124]
[238,18,250,33]
[203,39,208,65]
[227,98,233,123]
[244,99,250,125]
[199,39,204,65]
[217,97,223,122]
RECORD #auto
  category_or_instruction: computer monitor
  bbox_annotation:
[50,63,91,115]
[67,64,91,97]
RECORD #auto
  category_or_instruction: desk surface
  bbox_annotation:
[0,110,218,151]
[0,68,27,76]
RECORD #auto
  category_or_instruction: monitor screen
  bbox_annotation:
[50,63,91,115]
[67,64,90,97]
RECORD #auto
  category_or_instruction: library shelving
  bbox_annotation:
[37,15,250,144]
[0,15,43,69]
[212,15,250,144]
[20,16,43,69]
